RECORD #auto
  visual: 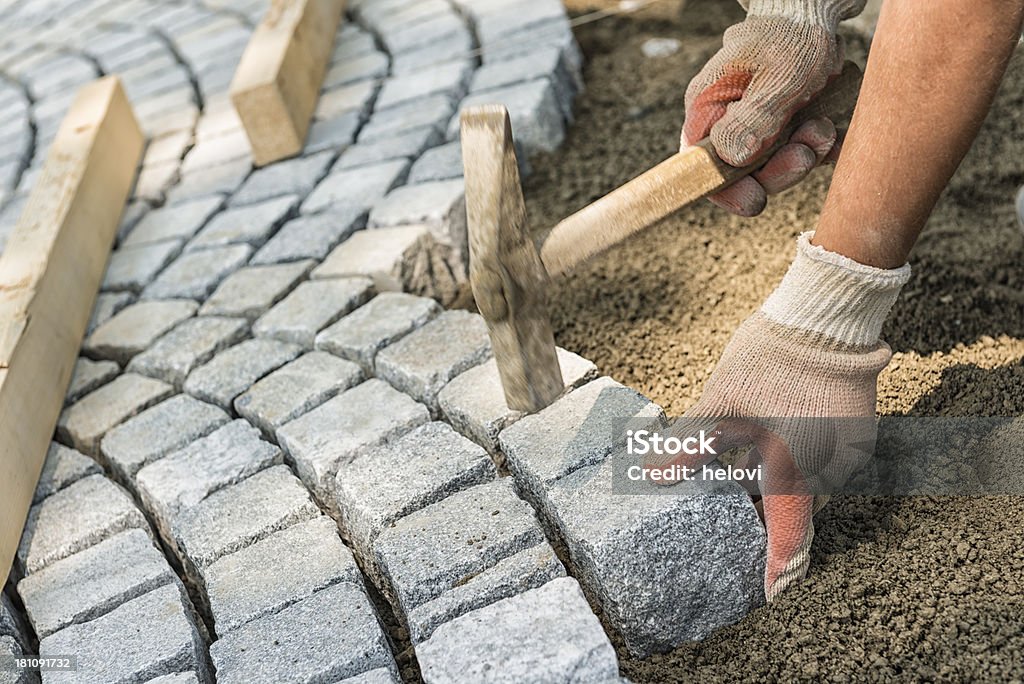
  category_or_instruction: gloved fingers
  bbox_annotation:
[681,65,753,149]
[823,127,846,165]
[751,143,818,196]
[762,493,815,600]
[788,117,837,163]
[708,176,768,217]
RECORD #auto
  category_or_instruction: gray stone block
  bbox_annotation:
[164,158,251,206]
[127,316,250,387]
[17,475,149,576]
[315,80,379,121]
[481,15,583,86]
[0,635,33,684]
[315,292,441,373]
[204,517,361,635]
[102,240,183,293]
[231,150,334,207]
[0,594,29,651]
[448,79,565,155]
[58,374,175,456]
[416,577,619,684]
[276,379,430,505]
[145,673,200,684]
[381,12,466,55]
[133,161,180,204]
[406,544,565,644]
[332,128,438,172]
[304,110,362,155]
[180,127,250,173]
[375,60,471,111]
[65,358,120,406]
[470,45,577,119]
[252,278,374,349]
[187,195,298,251]
[498,376,666,503]
[122,193,223,246]
[173,465,320,571]
[143,129,193,167]
[136,420,282,542]
[544,453,766,656]
[85,300,198,365]
[337,668,400,684]
[407,141,463,184]
[183,338,303,410]
[471,0,566,45]
[87,292,134,336]
[302,159,409,214]
[210,582,395,684]
[142,244,254,301]
[335,422,495,570]
[100,395,231,482]
[375,310,491,411]
[234,352,363,438]
[366,179,466,257]
[250,208,366,265]
[33,443,101,504]
[322,51,389,90]
[390,32,474,76]
[39,584,209,684]
[116,199,151,247]
[17,529,174,638]
[199,260,314,320]
[358,94,455,142]
[439,349,597,453]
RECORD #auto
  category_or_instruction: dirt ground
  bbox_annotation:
[523,1,1024,680]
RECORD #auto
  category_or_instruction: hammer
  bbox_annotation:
[461,63,862,414]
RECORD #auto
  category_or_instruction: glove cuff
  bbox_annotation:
[761,232,911,347]
[743,0,867,31]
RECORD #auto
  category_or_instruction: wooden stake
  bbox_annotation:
[0,76,143,580]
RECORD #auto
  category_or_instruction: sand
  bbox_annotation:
[519,1,1024,680]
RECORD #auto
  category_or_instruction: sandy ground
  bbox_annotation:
[521,0,1024,680]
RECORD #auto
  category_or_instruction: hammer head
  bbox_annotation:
[460,105,563,413]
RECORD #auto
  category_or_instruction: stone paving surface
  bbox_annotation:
[3,0,771,680]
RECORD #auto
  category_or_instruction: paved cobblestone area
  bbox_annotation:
[3,0,771,681]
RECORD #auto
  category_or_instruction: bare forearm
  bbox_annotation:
[813,0,1024,268]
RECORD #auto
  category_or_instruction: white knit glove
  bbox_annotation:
[681,0,866,216]
[654,233,910,600]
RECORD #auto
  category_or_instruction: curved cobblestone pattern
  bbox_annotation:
[4,0,769,681]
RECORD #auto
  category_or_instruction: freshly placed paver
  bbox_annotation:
[335,421,495,570]
[376,310,492,411]
[199,260,314,319]
[277,379,430,505]
[183,338,303,410]
[187,194,298,251]
[127,316,250,387]
[252,277,374,349]
[416,577,620,683]
[100,394,230,482]
[315,292,441,373]
[17,475,149,575]
[204,517,361,635]
[172,465,320,572]
[210,582,396,684]
[372,479,547,617]
[332,129,437,172]
[58,373,175,455]
[122,195,223,247]
[231,150,334,206]
[66,358,120,405]
[102,240,183,293]
[439,348,597,454]
[448,79,565,156]
[38,584,209,684]
[17,529,175,637]
[470,45,577,119]
[250,208,366,265]
[33,442,101,504]
[302,159,409,214]
[84,299,198,364]
[367,178,467,258]
[407,141,462,184]
[358,94,455,142]
[142,243,253,300]
[234,351,363,438]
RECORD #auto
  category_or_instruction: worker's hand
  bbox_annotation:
[681,0,866,216]
[649,232,910,599]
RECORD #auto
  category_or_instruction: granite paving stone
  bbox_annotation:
[84,299,197,364]
[314,79,379,121]
[407,141,463,184]
[183,338,303,410]
[143,129,193,167]
[32,442,101,504]
[210,582,396,684]
[65,358,120,406]
[127,316,250,387]
[133,161,180,204]
[375,310,492,411]
[375,60,471,110]
[123,195,224,248]
[390,33,474,76]
[470,45,577,119]
[204,517,361,635]
[447,79,565,155]
[276,379,430,505]
[322,50,389,90]
[415,577,619,683]
[331,127,439,172]
[250,208,366,265]
[235,351,363,438]
[142,244,253,301]
[102,239,182,293]
[380,12,466,55]
[165,157,251,205]
[358,94,455,142]
[87,291,135,335]
[38,584,209,684]
[187,194,298,251]
[302,159,409,214]
[367,179,467,257]
[304,110,362,155]
[17,529,175,638]
[0,594,29,650]
[0,636,33,684]
[231,150,334,206]
[17,474,149,575]
[57,373,175,455]
[252,277,374,349]
[199,260,314,320]
[337,669,400,684]
[100,394,231,483]
[180,127,251,173]
[315,292,441,373]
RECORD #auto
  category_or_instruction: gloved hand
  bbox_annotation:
[653,233,910,599]
[681,0,867,216]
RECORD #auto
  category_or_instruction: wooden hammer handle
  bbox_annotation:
[539,62,863,278]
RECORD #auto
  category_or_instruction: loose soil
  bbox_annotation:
[520,1,1024,680]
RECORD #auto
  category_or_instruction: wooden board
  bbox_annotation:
[0,76,143,580]
[230,0,346,167]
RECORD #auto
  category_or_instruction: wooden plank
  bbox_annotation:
[230,0,346,167]
[0,76,143,580]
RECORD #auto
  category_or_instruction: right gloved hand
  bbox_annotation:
[681,0,866,216]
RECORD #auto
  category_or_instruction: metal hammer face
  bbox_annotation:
[460,106,563,414]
